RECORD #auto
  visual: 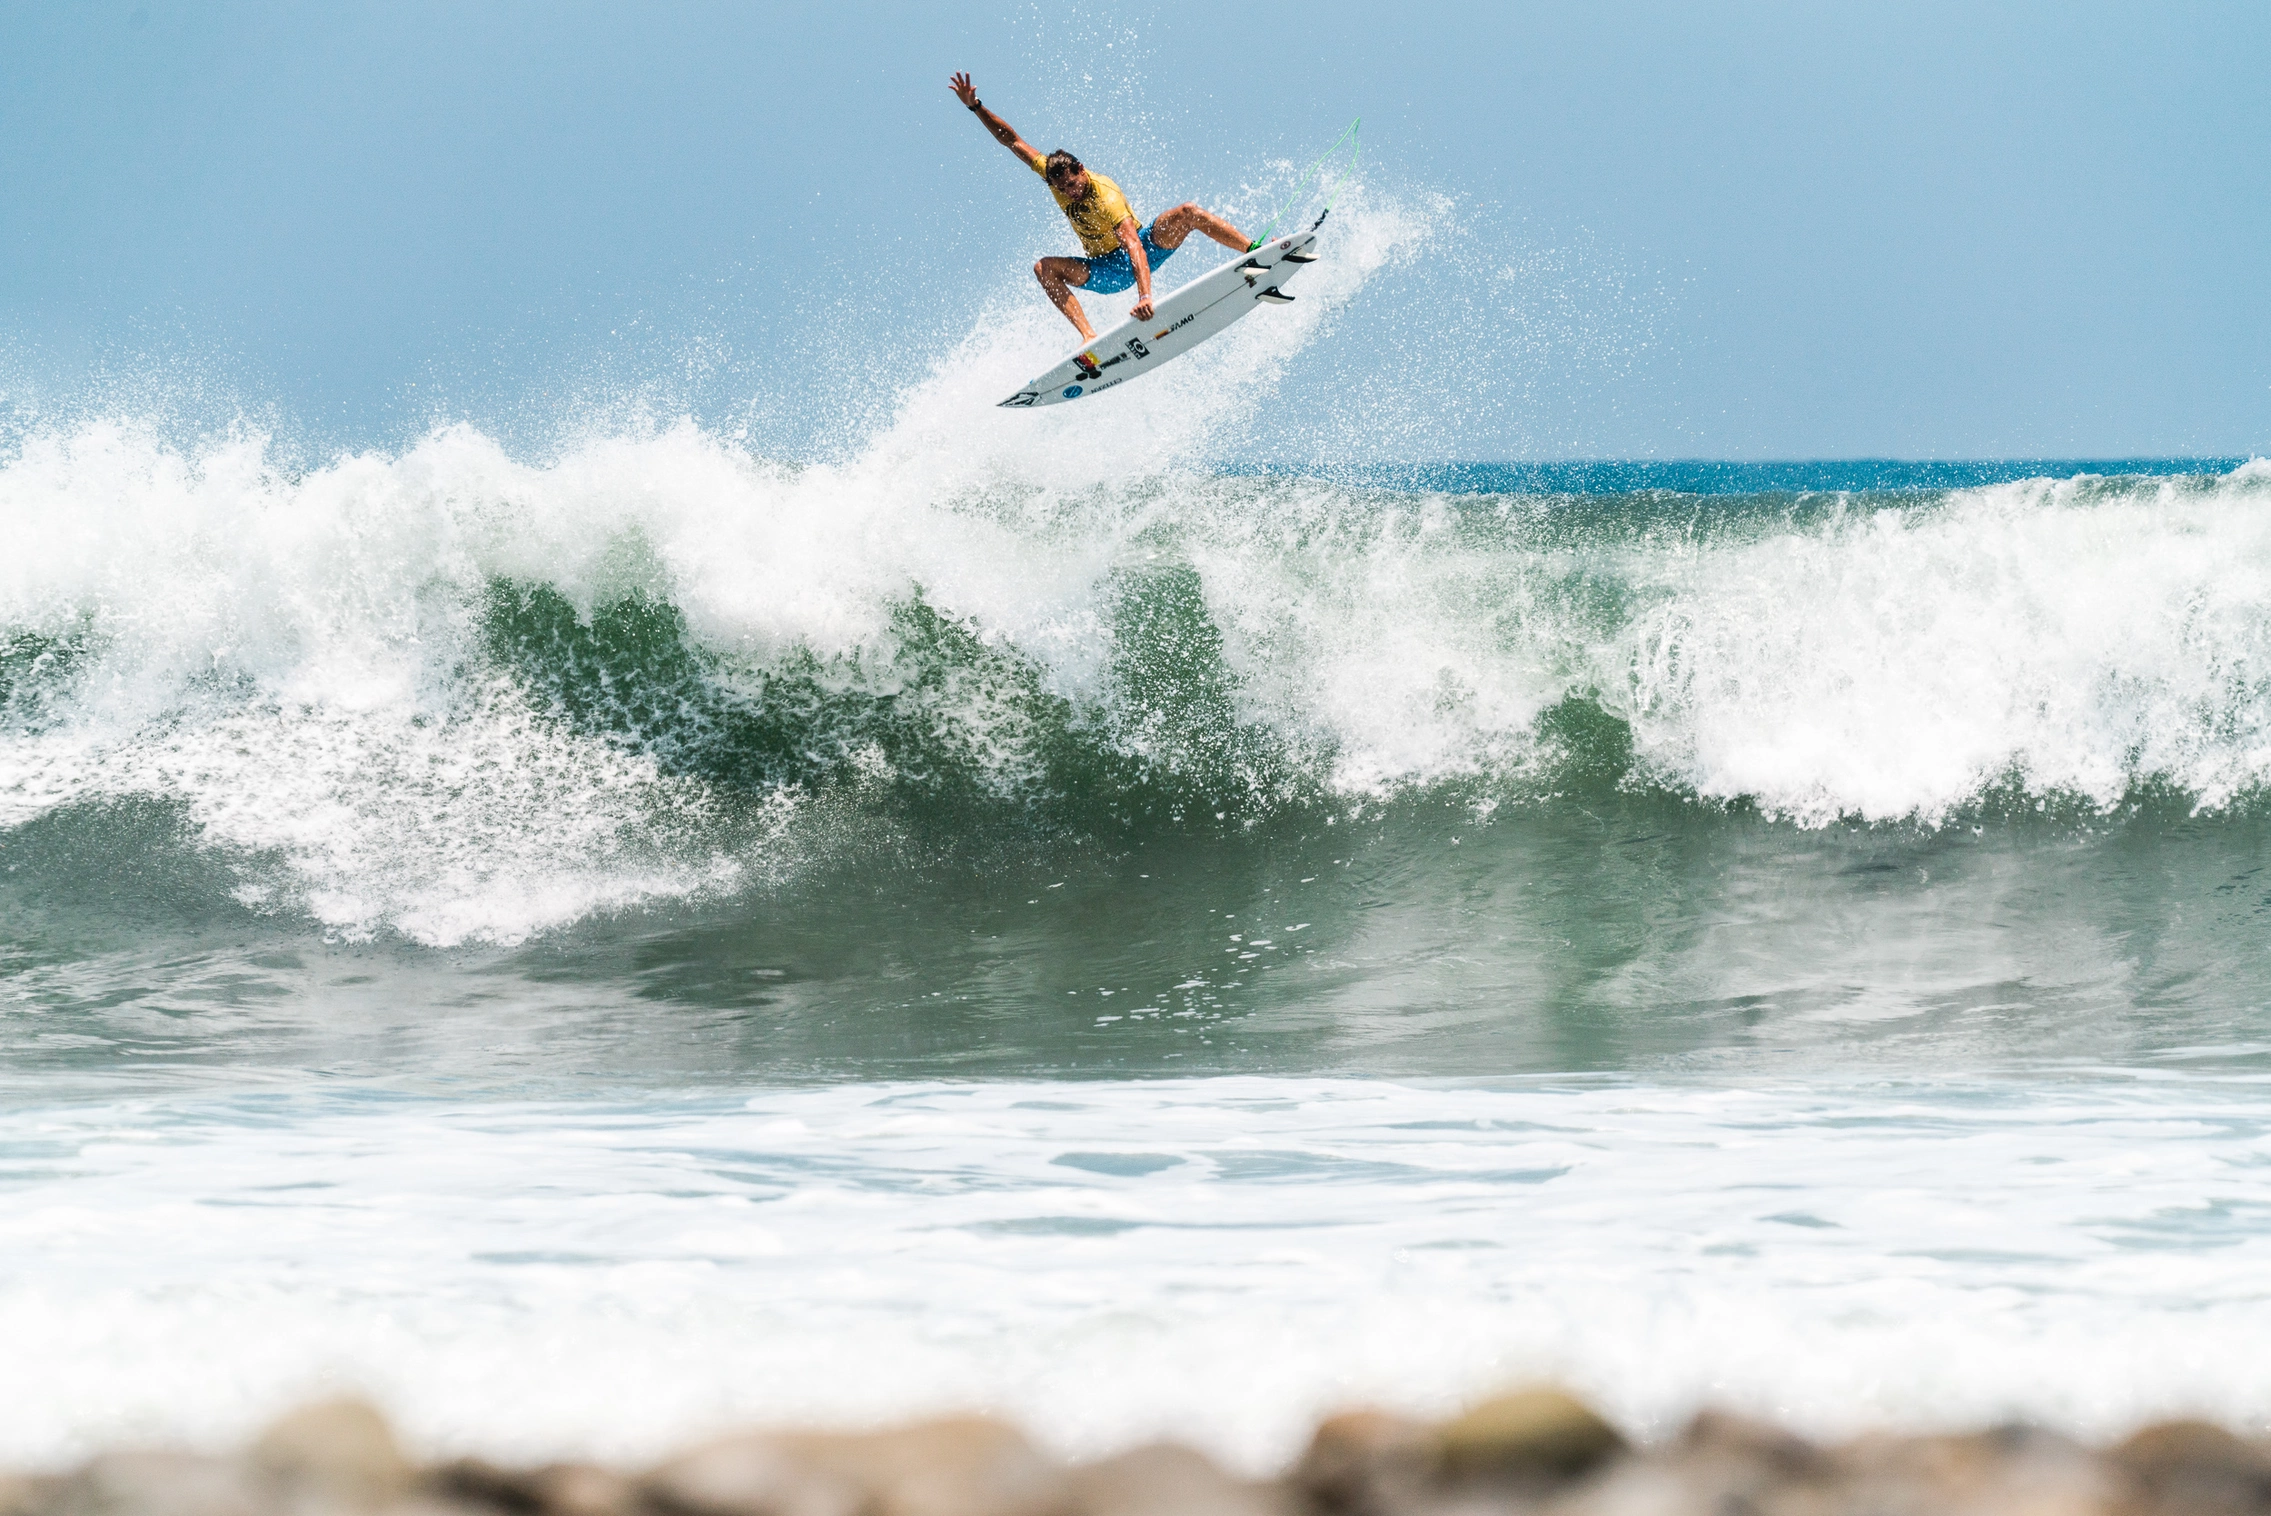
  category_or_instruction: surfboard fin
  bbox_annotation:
[1280,251,1319,263]
[1255,287,1295,304]
[1237,260,1269,277]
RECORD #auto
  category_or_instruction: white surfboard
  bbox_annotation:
[998,224,1322,408]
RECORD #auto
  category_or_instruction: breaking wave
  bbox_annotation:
[3,203,2266,945]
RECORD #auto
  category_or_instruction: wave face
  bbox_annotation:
[1,400,2266,946]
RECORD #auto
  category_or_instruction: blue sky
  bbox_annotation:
[1,1,2264,459]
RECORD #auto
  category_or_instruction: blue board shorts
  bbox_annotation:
[1078,222,1176,294]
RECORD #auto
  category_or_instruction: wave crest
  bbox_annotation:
[3,406,2266,942]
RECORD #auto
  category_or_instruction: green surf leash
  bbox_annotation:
[1246,117,1361,250]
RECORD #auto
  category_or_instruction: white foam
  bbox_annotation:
[4,1076,2270,1470]
[0,422,792,944]
[1615,472,2271,821]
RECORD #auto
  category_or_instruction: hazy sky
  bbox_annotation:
[1,1,2264,459]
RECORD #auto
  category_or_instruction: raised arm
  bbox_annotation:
[949,73,1043,171]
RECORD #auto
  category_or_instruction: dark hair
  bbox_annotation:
[1043,150,1082,183]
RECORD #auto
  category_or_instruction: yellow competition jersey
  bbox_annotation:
[1032,159,1138,256]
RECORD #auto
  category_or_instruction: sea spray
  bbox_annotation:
[3,411,2269,944]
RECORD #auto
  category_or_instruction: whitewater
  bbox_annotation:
[7,195,2271,1473]
[7,414,2271,946]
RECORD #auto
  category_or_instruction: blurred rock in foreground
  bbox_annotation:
[7,1388,2271,1516]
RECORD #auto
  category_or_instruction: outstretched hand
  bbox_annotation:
[949,72,979,108]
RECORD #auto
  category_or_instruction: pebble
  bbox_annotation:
[644,1416,1057,1516]
[250,1400,415,1513]
[1434,1387,1629,1485]
[1064,1442,1285,1516]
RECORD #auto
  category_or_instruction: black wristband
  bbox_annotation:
[968,99,982,111]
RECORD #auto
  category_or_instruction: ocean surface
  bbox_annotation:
[6,225,2271,1470]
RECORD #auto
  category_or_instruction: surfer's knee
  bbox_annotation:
[1150,204,1198,247]
[1033,259,1057,289]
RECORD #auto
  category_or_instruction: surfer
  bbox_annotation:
[950,73,1254,341]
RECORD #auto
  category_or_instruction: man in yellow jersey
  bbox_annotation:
[950,73,1253,344]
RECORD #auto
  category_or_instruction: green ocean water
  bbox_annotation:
[6,447,2270,1091]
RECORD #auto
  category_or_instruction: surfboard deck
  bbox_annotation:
[998,226,1321,408]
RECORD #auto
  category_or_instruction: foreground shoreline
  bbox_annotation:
[11,1390,2267,1516]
